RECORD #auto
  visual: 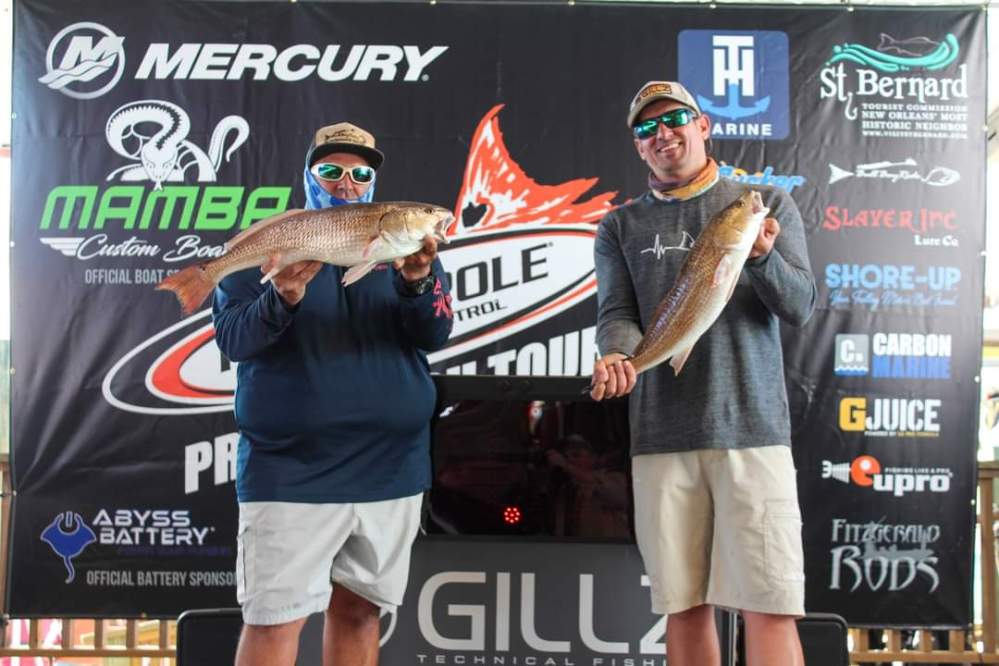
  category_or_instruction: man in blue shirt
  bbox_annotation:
[213,122,453,666]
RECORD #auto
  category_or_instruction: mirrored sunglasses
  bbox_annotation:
[310,162,376,184]
[632,108,697,140]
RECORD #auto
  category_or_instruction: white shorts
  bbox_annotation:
[632,446,805,617]
[236,494,423,625]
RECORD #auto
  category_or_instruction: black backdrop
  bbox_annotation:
[9,0,986,627]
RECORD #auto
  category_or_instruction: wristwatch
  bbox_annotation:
[402,272,435,296]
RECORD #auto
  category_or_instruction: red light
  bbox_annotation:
[503,506,522,525]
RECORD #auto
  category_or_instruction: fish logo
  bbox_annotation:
[640,232,695,261]
[448,104,615,236]
[433,104,617,363]
[827,159,959,187]
[40,512,97,583]
[827,33,959,73]
[38,22,126,99]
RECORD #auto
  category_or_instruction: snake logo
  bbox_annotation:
[40,512,97,583]
[105,99,250,190]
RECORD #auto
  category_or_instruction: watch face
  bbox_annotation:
[408,274,434,295]
[417,275,435,294]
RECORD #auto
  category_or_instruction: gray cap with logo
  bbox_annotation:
[626,81,702,127]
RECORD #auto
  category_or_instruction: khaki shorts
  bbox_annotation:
[632,446,805,617]
[236,494,423,625]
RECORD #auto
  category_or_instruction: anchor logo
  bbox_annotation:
[696,35,770,120]
[678,30,789,140]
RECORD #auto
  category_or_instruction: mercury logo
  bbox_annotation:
[38,22,126,99]
[134,43,448,83]
[38,25,448,97]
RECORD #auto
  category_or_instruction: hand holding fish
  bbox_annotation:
[749,217,780,259]
[589,353,637,401]
[393,234,439,281]
[263,257,323,308]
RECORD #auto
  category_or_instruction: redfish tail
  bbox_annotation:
[156,264,216,316]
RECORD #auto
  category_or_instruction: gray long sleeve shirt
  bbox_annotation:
[594,178,816,456]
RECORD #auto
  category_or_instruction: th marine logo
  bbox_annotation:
[678,30,790,139]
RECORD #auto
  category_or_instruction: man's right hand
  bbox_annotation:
[262,257,324,308]
[589,353,637,401]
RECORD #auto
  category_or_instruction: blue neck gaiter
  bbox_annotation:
[303,162,376,210]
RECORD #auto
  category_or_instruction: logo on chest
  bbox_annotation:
[641,231,695,260]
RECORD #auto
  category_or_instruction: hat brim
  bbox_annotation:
[309,143,384,170]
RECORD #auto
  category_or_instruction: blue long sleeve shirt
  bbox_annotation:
[213,260,453,503]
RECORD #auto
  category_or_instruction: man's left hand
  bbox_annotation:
[394,234,438,281]
[749,217,780,259]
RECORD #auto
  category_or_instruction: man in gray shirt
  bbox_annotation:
[589,81,816,666]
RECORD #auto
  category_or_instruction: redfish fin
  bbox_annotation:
[225,209,304,251]
[259,253,286,285]
[712,255,735,288]
[362,234,389,260]
[342,260,378,286]
[156,264,216,316]
[670,346,694,375]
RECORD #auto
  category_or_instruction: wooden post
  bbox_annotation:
[0,454,12,617]
[886,628,902,652]
[62,619,73,650]
[855,628,869,652]
[982,466,999,654]
[949,629,966,653]
[918,628,933,652]
[125,619,137,649]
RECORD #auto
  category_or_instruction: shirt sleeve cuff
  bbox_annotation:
[264,283,299,320]
[746,250,773,268]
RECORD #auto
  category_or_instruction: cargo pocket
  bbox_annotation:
[763,499,805,584]
[235,522,252,603]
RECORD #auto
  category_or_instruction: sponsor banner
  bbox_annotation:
[817,31,972,141]
[821,455,953,495]
[382,539,669,664]
[823,263,962,312]
[834,333,952,379]
[826,517,942,594]
[678,30,791,140]
[10,0,984,628]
